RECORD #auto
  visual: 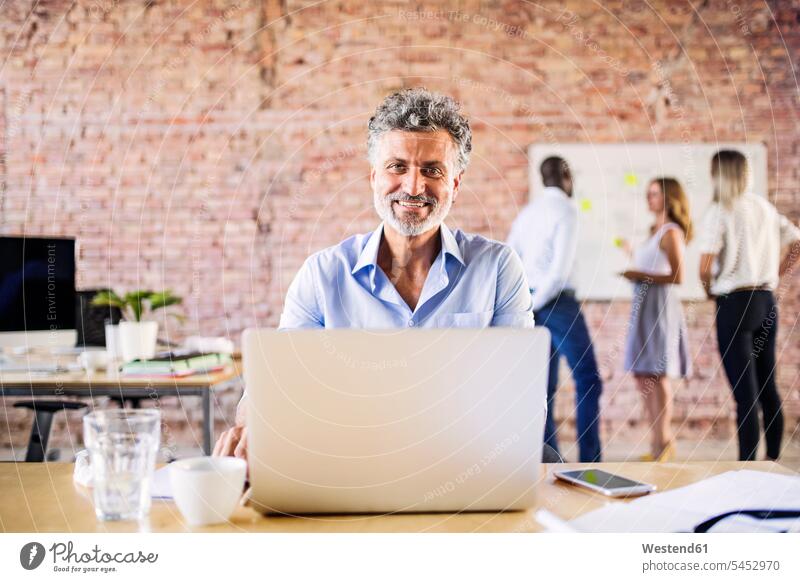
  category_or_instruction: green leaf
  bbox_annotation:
[123,290,152,322]
[90,290,125,309]
[149,290,182,311]
[91,289,183,322]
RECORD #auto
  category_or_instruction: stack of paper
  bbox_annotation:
[570,470,800,533]
[121,352,232,377]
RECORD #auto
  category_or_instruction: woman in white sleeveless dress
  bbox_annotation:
[620,178,692,462]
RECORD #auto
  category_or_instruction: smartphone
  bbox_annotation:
[553,469,656,498]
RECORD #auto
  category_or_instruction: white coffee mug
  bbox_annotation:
[169,457,247,526]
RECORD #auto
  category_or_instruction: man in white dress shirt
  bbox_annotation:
[507,157,603,462]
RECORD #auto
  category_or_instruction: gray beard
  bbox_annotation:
[373,191,453,237]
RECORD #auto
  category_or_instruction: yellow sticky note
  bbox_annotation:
[613,237,623,247]
[624,172,638,187]
[579,198,592,212]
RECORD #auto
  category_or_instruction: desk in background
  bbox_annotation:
[0,362,242,455]
[1,461,793,533]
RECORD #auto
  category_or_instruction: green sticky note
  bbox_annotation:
[579,198,592,212]
[624,172,638,187]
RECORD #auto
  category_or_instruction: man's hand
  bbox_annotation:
[212,425,248,461]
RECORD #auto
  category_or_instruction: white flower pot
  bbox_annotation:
[104,323,121,361]
[118,321,158,362]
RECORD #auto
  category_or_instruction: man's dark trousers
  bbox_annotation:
[534,291,603,462]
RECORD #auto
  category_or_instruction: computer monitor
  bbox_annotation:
[0,236,77,348]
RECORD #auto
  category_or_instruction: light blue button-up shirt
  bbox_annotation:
[278,223,535,329]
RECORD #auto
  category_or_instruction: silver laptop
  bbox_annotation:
[243,327,550,514]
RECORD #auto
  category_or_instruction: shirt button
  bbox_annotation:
[408,320,415,327]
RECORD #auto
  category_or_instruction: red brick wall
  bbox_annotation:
[1,0,798,452]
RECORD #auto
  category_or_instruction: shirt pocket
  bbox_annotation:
[429,310,494,328]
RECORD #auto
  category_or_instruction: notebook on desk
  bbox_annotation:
[0,355,66,374]
[0,364,65,374]
[120,352,231,377]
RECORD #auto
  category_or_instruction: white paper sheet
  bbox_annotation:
[151,465,173,499]
[570,470,800,533]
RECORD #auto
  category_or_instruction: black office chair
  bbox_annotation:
[542,443,564,463]
[9,291,120,463]
[13,400,88,462]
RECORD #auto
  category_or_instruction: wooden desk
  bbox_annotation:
[0,364,242,455]
[1,461,793,532]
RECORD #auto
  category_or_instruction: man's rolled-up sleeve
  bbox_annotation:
[491,246,535,328]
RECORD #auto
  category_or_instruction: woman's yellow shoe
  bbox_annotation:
[638,452,655,462]
[656,441,676,462]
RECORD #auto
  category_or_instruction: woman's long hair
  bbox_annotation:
[652,177,693,242]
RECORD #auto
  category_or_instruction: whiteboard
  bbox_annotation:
[528,143,768,300]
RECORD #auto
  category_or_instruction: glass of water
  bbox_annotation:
[83,409,161,521]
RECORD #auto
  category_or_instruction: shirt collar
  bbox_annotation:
[352,223,385,276]
[351,222,466,277]
[440,223,466,267]
[542,186,570,200]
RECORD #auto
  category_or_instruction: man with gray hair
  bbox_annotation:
[278,87,534,330]
[214,88,535,458]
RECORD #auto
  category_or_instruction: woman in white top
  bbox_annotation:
[620,178,692,462]
[697,150,800,461]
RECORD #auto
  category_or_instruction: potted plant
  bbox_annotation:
[92,290,183,362]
